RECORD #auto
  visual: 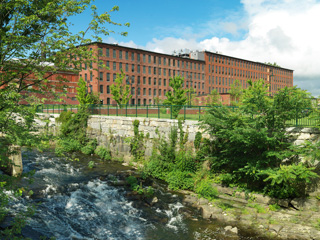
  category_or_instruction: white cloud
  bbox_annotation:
[116,0,320,95]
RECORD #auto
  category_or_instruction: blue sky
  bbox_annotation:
[70,0,320,96]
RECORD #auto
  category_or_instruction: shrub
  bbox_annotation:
[55,138,82,155]
[195,179,218,200]
[95,146,111,161]
[126,176,138,188]
[167,170,194,190]
[176,150,196,172]
[144,158,174,180]
[81,139,97,155]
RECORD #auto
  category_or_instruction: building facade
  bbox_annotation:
[79,42,293,105]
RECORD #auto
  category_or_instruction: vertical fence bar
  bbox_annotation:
[158,105,160,119]
[170,105,172,119]
[126,104,127,117]
[199,106,201,121]
[146,105,148,118]
[107,104,109,116]
[184,106,186,120]
[136,104,138,117]
[116,104,118,116]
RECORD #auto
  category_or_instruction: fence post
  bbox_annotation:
[158,105,160,119]
[170,105,172,119]
[184,105,186,120]
[199,106,201,121]
[116,104,118,116]
[296,109,298,127]
[147,105,148,118]
[136,104,138,117]
[126,104,127,117]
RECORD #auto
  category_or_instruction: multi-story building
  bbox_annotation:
[79,42,293,105]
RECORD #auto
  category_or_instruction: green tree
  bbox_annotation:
[164,76,187,119]
[0,1,128,237]
[229,79,243,106]
[206,89,220,106]
[110,70,132,107]
[201,79,315,198]
[76,77,99,109]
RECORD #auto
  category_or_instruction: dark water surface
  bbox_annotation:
[9,150,268,240]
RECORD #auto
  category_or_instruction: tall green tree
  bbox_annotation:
[229,79,243,106]
[0,1,128,237]
[76,77,99,109]
[110,70,132,107]
[164,76,187,119]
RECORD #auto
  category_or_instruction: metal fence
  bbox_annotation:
[35,104,319,127]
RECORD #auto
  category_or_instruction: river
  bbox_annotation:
[6,150,269,240]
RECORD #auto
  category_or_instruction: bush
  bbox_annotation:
[195,179,218,200]
[81,139,97,155]
[144,158,174,180]
[176,150,197,172]
[126,176,138,188]
[95,146,111,161]
[55,138,82,155]
[167,170,194,190]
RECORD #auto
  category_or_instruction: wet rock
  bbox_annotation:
[291,198,318,210]
[200,205,223,219]
[110,180,127,186]
[269,224,283,234]
[198,197,209,205]
[182,194,198,207]
[224,225,238,234]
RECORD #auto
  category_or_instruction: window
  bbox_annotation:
[148,77,151,85]
[107,73,110,81]
[119,62,122,70]
[159,57,161,65]
[154,89,157,96]
[98,48,103,56]
[125,51,128,60]
[106,61,110,68]
[113,62,117,71]
[84,63,87,70]
[154,78,157,85]
[158,78,161,86]
[131,87,135,95]
[131,76,135,84]
[90,72,93,81]
[159,68,161,75]
[113,73,116,82]
[149,88,151,96]
[119,50,122,59]
[154,67,156,75]
[154,56,157,64]
[164,90,166,96]
[131,52,134,61]
[163,58,166,65]
[164,79,166,86]
[148,67,151,74]
[159,89,161,96]
[143,88,146,95]
[143,77,146,84]
[113,49,116,58]
[106,48,109,57]
[99,72,103,81]
[163,69,166,76]
[148,55,151,63]
[137,65,140,73]
[143,54,146,63]
[137,54,140,61]
[126,63,128,72]
[137,76,140,84]
[143,66,146,73]
[107,85,110,94]
[132,64,134,72]
[100,85,103,93]
[137,87,141,96]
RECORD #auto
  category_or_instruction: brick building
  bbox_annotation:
[79,42,293,105]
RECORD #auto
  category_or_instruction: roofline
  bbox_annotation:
[80,41,205,63]
[203,50,293,72]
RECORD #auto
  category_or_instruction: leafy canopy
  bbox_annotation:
[164,75,187,119]
[110,70,132,107]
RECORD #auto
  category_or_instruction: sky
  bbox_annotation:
[71,0,320,96]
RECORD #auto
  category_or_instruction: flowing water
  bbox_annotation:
[6,150,268,240]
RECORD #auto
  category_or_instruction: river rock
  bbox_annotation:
[224,225,238,234]
[290,198,318,210]
[200,205,223,219]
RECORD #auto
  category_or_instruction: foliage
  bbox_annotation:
[261,163,318,198]
[167,170,194,190]
[76,78,100,109]
[164,76,188,119]
[195,179,218,200]
[129,120,145,161]
[55,138,82,155]
[229,79,243,106]
[110,70,132,107]
[88,161,95,169]
[201,79,315,198]
[269,203,281,211]
[194,131,202,150]
[206,89,221,106]
[95,146,111,161]
[81,139,97,155]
